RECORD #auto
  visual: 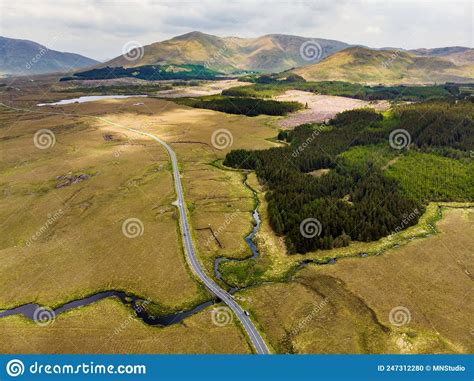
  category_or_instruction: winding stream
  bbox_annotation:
[214,175,261,289]
[0,291,215,327]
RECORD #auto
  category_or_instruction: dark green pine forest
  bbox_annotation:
[224,101,474,254]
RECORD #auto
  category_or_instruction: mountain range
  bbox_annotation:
[1,32,473,84]
[292,47,474,84]
[101,31,350,73]
[0,36,98,77]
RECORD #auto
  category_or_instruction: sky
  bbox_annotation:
[0,0,472,61]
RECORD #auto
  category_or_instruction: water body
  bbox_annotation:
[37,95,147,106]
[0,291,214,327]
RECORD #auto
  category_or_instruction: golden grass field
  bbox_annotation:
[65,97,280,278]
[238,208,473,354]
[0,99,212,312]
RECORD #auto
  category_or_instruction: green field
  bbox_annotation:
[340,146,474,202]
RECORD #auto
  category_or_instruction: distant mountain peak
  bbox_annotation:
[0,36,98,77]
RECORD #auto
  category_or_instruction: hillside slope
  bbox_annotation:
[0,36,98,77]
[292,47,474,84]
[102,31,350,73]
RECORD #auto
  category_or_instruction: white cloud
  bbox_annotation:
[0,0,472,61]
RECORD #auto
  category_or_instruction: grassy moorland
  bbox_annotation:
[0,85,284,351]
[0,100,212,313]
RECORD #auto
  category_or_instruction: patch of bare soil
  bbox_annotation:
[275,90,390,128]
[382,156,401,170]
[308,168,331,177]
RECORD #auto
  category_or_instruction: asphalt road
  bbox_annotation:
[124,128,271,355]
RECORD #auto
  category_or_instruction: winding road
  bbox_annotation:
[0,101,270,355]
[123,127,270,355]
